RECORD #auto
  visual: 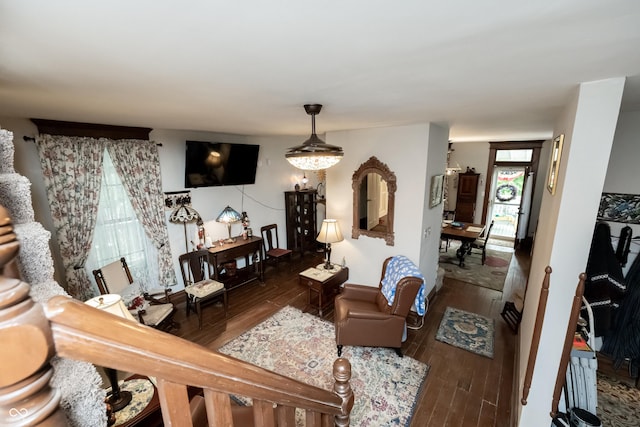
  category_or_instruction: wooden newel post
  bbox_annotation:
[0,206,68,426]
[332,357,353,427]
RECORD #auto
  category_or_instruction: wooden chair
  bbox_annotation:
[179,250,227,329]
[260,224,293,270]
[468,220,495,264]
[93,257,178,331]
[440,210,455,251]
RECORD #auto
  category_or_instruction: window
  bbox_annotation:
[495,149,533,162]
[85,149,158,290]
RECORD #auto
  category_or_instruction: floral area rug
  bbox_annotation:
[439,242,512,292]
[596,371,640,426]
[435,306,495,358]
[218,306,429,427]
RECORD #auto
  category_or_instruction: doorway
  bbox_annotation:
[481,141,543,249]
[487,167,525,240]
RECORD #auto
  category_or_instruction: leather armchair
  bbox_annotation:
[334,257,423,357]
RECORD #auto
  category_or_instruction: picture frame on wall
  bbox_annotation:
[547,134,564,195]
[430,174,444,208]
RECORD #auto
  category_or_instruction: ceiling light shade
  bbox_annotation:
[216,205,243,242]
[286,104,344,170]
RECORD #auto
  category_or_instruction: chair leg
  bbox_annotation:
[223,292,228,317]
[337,345,343,357]
[482,247,486,265]
[196,300,203,330]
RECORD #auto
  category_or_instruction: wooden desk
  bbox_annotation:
[208,236,263,290]
[441,222,485,267]
[300,266,349,317]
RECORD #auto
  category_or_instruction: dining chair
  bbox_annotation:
[260,224,293,270]
[468,220,495,264]
[179,250,227,329]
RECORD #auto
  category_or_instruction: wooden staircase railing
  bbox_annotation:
[0,206,354,426]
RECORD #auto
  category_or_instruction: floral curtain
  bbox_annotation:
[107,140,176,287]
[36,134,106,300]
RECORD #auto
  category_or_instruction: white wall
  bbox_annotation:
[517,77,625,426]
[419,124,449,293]
[325,122,448,297]
[602,110,640,275]
[2,117,309,292]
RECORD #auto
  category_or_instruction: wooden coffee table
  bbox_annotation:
[299,265,349,317]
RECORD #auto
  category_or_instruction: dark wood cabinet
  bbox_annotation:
[455,172,480,223]
[284,190,317,255]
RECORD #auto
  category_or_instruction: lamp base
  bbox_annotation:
[323,261,333,270]
[107,389,133,412]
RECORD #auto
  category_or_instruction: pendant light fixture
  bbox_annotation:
[286,104,344,170]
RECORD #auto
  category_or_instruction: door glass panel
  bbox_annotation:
[489,167,525,239]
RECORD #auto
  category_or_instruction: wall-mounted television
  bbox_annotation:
[185,141,260,188]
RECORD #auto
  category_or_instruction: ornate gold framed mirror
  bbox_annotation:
[352,156,396,246]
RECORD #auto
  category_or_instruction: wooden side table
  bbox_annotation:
[300,266,349,316]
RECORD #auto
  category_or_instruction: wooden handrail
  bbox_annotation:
[521,266,551,405]
[550,272,586,418]
[45,296,350,415]
[0,205,353,426]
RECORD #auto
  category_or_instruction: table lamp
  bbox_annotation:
[216,205,242,243]
[316,219,344,269]
[85,294,136,412]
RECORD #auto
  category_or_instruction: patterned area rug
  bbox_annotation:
[218,306,429,427]
[439,242,512,292]
[435,306,495,358]
[597,372,640,426]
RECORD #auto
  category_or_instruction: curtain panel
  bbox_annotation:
[107,140,176,287]
[36,134,106,300]
[36,135,176,300]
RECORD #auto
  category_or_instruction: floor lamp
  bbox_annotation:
[85,294,137,412]
[169,200,201,252]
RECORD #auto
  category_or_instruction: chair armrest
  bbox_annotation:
[340,283,379,302]
[144,289,172,305]
[345,309,396,321]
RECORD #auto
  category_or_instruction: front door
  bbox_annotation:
[487,166,526,240]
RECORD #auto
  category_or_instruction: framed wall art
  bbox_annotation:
[547,134,564,195]
[430,174,444,208]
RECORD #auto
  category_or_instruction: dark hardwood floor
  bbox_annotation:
[168,245,530,427]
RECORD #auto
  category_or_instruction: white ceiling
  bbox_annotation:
[1,1,639,142]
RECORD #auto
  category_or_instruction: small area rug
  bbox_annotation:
[218,306,429,427]
[439,242,512,292]
[435,306,495,358]
[596,372,640,426]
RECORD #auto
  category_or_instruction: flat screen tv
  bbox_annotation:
[185,141,260,188]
